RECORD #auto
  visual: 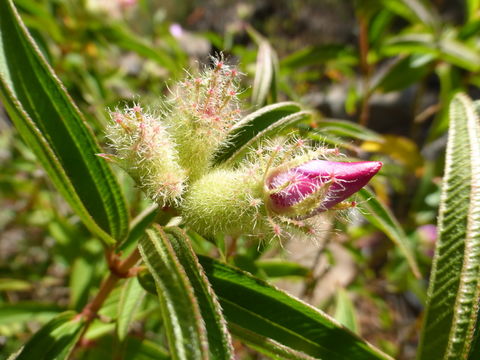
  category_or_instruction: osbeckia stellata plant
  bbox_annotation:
[104,58,382,240]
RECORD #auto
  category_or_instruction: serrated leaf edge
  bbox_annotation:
[444,94,480,359]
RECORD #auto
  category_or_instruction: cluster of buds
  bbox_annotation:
[104,59,382,240]
[104,58,241,205]
[182,140,382,239]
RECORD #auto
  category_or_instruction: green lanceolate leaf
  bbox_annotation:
[466,0,480,22]
[163,227,235,360]
[251,40,279,107]
[383,33,438,58]
[470,100,480,360]
[138,256,392,359]
[384,33,480,72]
[11,311,85,360]
[115,337,171,360]
[0,303,62,328]
[116,277,145,341]
[0,0,129,245]
[371,55,433,93]
[69,257,97,310]
[229,324,316,360]
[382,0,439,29]
[199,256,392,360]
[99,23,179,75]
[213,102,311,166]
[255,259,311,278]
[0,279,32,292]
[418,94,480,360]
[334,289,359,334]
[79,335,170,360]
[357,188,421,278]
[438,38,480,73]
[139,225,209,360]
[315,119,383,143]
[119,204,159,251]
[280,44,357,69]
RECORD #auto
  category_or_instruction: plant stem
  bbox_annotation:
[226,236,238,259]
[75,248,141,347]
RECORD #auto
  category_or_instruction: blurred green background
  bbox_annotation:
[2,0,479,358]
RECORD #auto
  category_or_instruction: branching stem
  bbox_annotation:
[75,247,142,347]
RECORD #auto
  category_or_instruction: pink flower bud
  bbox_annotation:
[267,160,382,218]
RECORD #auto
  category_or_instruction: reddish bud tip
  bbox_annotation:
[267,160,382,217]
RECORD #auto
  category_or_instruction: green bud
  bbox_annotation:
[166,58,241,180]
[181,168,265,238]
[105,105,187,206]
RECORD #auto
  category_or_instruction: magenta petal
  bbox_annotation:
[267,160,382,216]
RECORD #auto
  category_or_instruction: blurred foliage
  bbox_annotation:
[2,0,480,359]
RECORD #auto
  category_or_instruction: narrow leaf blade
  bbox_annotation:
[163,227,235,359]
[252,40,278,107]
[315,119,383,143]
[357,188,421,278]
[230,324,317,360]
[198,256,392,360]
[139,225,208,360]
[256,259,311,278]
[78,335,169,360]
[100,24,179,74]
[418,94,480,360]
[212,102,310,165]
[439,38,480,72]
[371,55,433,93]
[119,204,159,251]
[116,277,145,341]
[334,289,359,334]
[138,257,392,359]
[0,0,129,243]
[0,303,61,327]
[11,311,84,360]
[280,44,357,68]
[382,0,439,29]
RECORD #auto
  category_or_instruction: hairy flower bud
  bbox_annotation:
[105,105,186,205]
[181,154,382,239]
[266,160,382,218]
[166,58,242,180]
